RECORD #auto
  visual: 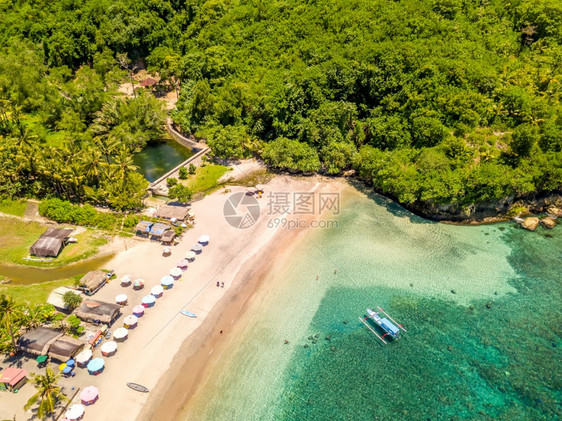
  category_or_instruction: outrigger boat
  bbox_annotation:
[359,306,406,344]
[180,310,197,318]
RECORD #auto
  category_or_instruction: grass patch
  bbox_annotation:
[0,198,27,217]
[0,277,80,306]
[21,113,69,148]
[182,164,230,194]
[233,169,275,187]
[0,217,108,267]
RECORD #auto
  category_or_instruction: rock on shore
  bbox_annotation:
[540,216,557,229]
[522,217,540,231]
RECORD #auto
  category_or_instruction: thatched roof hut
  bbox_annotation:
[78,271,107,296]
[149,223,170,238]
[140,77,158,87]
[30,228,73,257]
[161,230,176,244]
[155,205,189,221]
[18,327,63,356]
[74,300,121,325]
[134,220,153,234]
[48,336,84,362]
[47,286,80,311]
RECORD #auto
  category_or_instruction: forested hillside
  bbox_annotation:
[1,0,561,214]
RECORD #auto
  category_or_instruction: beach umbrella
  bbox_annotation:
[185,251,196,261]
[87,358,105,375]
[198,234,210,245]
[100,341,117,357]
[177,259,188,269]
[62,366,73,375]
[133,305,145,317]
[170,267,182,278]
[188,209,195,217]
[120,275,132,286]
[66,359,75,367]
[59,363,67,371]
[163,247,171,256]
[65,404,85,420]
[115,294,128,305]
[113,327,128,341]
[133,279,144,290]
[124,315,138,329]
[151,285,164,298]
[161,276,174,289]
[80,386,99,406]
[36,355,48,364]
[141,295,156,308]
[75,349,93,367]
[191,243,203,253]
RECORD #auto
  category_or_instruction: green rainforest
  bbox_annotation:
[0,0,561,213]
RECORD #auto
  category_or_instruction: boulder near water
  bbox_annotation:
[522,217,540,231]
[540,216,557,229]
[547,206,562,217]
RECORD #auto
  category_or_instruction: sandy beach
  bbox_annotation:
[6,175,342,421]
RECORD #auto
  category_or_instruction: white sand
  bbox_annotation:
[44,176,334,421]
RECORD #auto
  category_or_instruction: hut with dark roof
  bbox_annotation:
[18,327,63,356]
[155,205,189,221]
[74,300,121,325]
[48,336,84,362]
[77,271,108,296]
[30,228,73,257]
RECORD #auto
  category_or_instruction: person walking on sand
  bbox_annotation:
[221,282,224,288]
[216,281,220,287]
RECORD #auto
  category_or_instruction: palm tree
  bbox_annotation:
[111,147,139,185]
[0,294,24,353]
[24,368,68,419]
[81,146,106,186]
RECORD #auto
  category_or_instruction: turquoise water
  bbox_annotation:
[184,187,561,420]
[133,140,193,182]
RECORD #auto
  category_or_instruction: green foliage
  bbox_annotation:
[123,214,140,229]
[24,368,68,419]
[168,184,193,204]
[263,138,321,173]
[39,198,121,230]
[188,163,196,174]
[510,124,539,158]
[65,315,84,336]
[206,125,250,159]
[167,177,178,187]
[62,291,82,311]
[178,166,189,179]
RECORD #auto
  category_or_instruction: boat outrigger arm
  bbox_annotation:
[360,306,406,344]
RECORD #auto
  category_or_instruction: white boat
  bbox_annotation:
[180,310,197,318]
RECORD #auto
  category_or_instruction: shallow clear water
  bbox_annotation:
[184,187,561,420]
[133,140,193,182]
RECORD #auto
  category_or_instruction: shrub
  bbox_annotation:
[188,163,196,174]
[168,184,193,204]
[63,291,82,311]
[167,177,178,187]
[123,215,139,229]
[66,315,84,337]
[178,167,188,179]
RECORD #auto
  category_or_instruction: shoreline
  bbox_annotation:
[141,215,308,421]
[140,178,343,421]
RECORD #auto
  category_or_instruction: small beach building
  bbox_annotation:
[47,286,80,312]
[161,230,176,245]
[29,228,73,257]
[74,300,121,325]
[47,336,84,362]
[18,327,64,356]
[78,271,108,296]
[134,220,153,236]
[149,223,171,239]
[156,205,189,221]
[0,367,28,391]
[140,77,158,88]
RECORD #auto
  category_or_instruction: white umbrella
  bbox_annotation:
[185,251,196,260]
[120,275,132,285]
[151,285,164,296]
[115,294,128,305]
[75,349,93,365]
[113,327,128,340]
[101,341,117,354]
[65,404,85,420]
[163,247,171,255]
[177,259,188,269]
[191,243,202,252]
[170,267,182,277]
[198,234,210,244]
[124,315,138,327]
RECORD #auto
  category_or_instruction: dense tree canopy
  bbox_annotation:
[1,0,561,210]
